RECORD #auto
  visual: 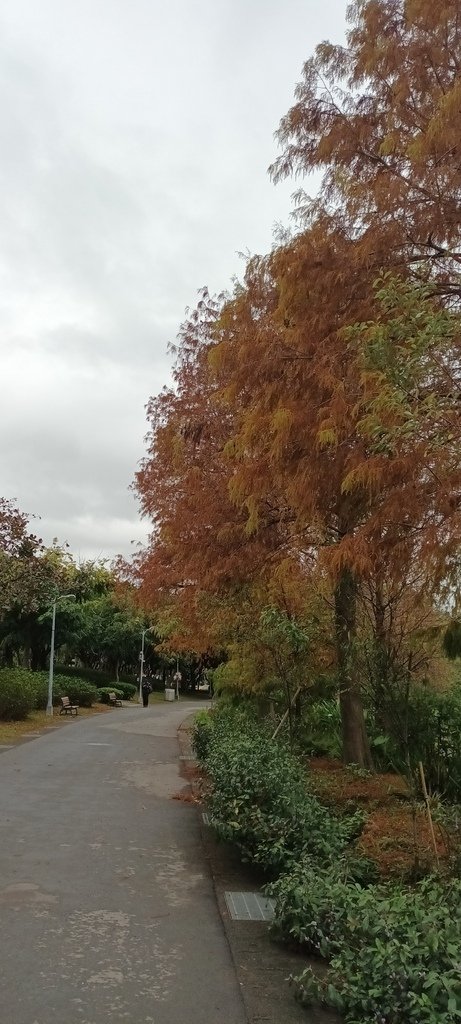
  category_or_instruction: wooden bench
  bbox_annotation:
[59,695,79,716]
[108,691,123,707]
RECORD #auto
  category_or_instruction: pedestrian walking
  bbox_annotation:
[141,678,151,707]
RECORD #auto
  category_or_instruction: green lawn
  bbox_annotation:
[0,704,111,745]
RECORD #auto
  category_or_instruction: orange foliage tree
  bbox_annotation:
[346,275,461,588]
[132,0,461,768]
[211,228,391,766]
[132,291,298,656]
[271,0,461,294]
[210,255,460,767]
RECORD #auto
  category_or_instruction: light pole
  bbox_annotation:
[47,594,76,716]
[138,626,155,704]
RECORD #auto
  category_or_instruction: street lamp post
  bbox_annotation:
[139,626,155,704]
[47,594,76,716]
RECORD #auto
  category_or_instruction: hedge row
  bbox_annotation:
[103,680,137,701]
[0,669,137,719]
[194,707,363,875]
[0,669,37,720]
[33,673,99,709]
[268,866,461,1022]
[194,704,461,1024]
[55,664,137,686]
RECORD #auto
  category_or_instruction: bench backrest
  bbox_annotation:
[61,696,71,706]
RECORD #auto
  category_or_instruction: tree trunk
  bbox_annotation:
[371,577,393,735]
[334,568,373,769]
[31,645,47,671]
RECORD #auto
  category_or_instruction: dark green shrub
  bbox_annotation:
[297,699,342,758]
[201,701,461,1024]
[54,677,98,707]
[32,673,98,708]
[267,861,367,954]
[98,686,124,704]
[110,680,137,700]
[31,673,64,709]
[295,876,461,1024]
[0,669,37,720]
[191,710,213,761]
[202,705,361,873]
[371,686,461,797]
[444,621,461,660]
[55,664,136,686]
[406,688,461,797]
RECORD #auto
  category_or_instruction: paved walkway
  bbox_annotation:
[0,701,246,1024]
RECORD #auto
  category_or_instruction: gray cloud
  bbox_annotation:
[0,0,346,561]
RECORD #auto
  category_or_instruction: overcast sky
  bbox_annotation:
[0,0,347,564]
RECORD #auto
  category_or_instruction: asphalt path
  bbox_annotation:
[0,701,247,1024]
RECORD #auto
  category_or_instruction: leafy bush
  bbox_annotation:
[32,673,98,709]
[0,668,37,720]
[294,876,461,1024]
[111,680,137,700]
[443,621,461,660]
[405,688,461,798]
[98,686,124,704]
[55,664,136,686]
[199,701,461,1024]
[200,705,361,874]
[30,675,64,708]
[297,699,342,758]
[55,677,98,708]
[192,710,214,761]
[369,685,461,797]
[267,860,372,954]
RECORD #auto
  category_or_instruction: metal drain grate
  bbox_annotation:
[224,891,275,922]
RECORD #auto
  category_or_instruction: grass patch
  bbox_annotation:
[0,704,112,745]
[145,691,203,704]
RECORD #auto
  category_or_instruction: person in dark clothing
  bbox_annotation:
[141,678,151,707]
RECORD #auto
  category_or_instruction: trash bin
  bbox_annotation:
[164,687,175,701]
